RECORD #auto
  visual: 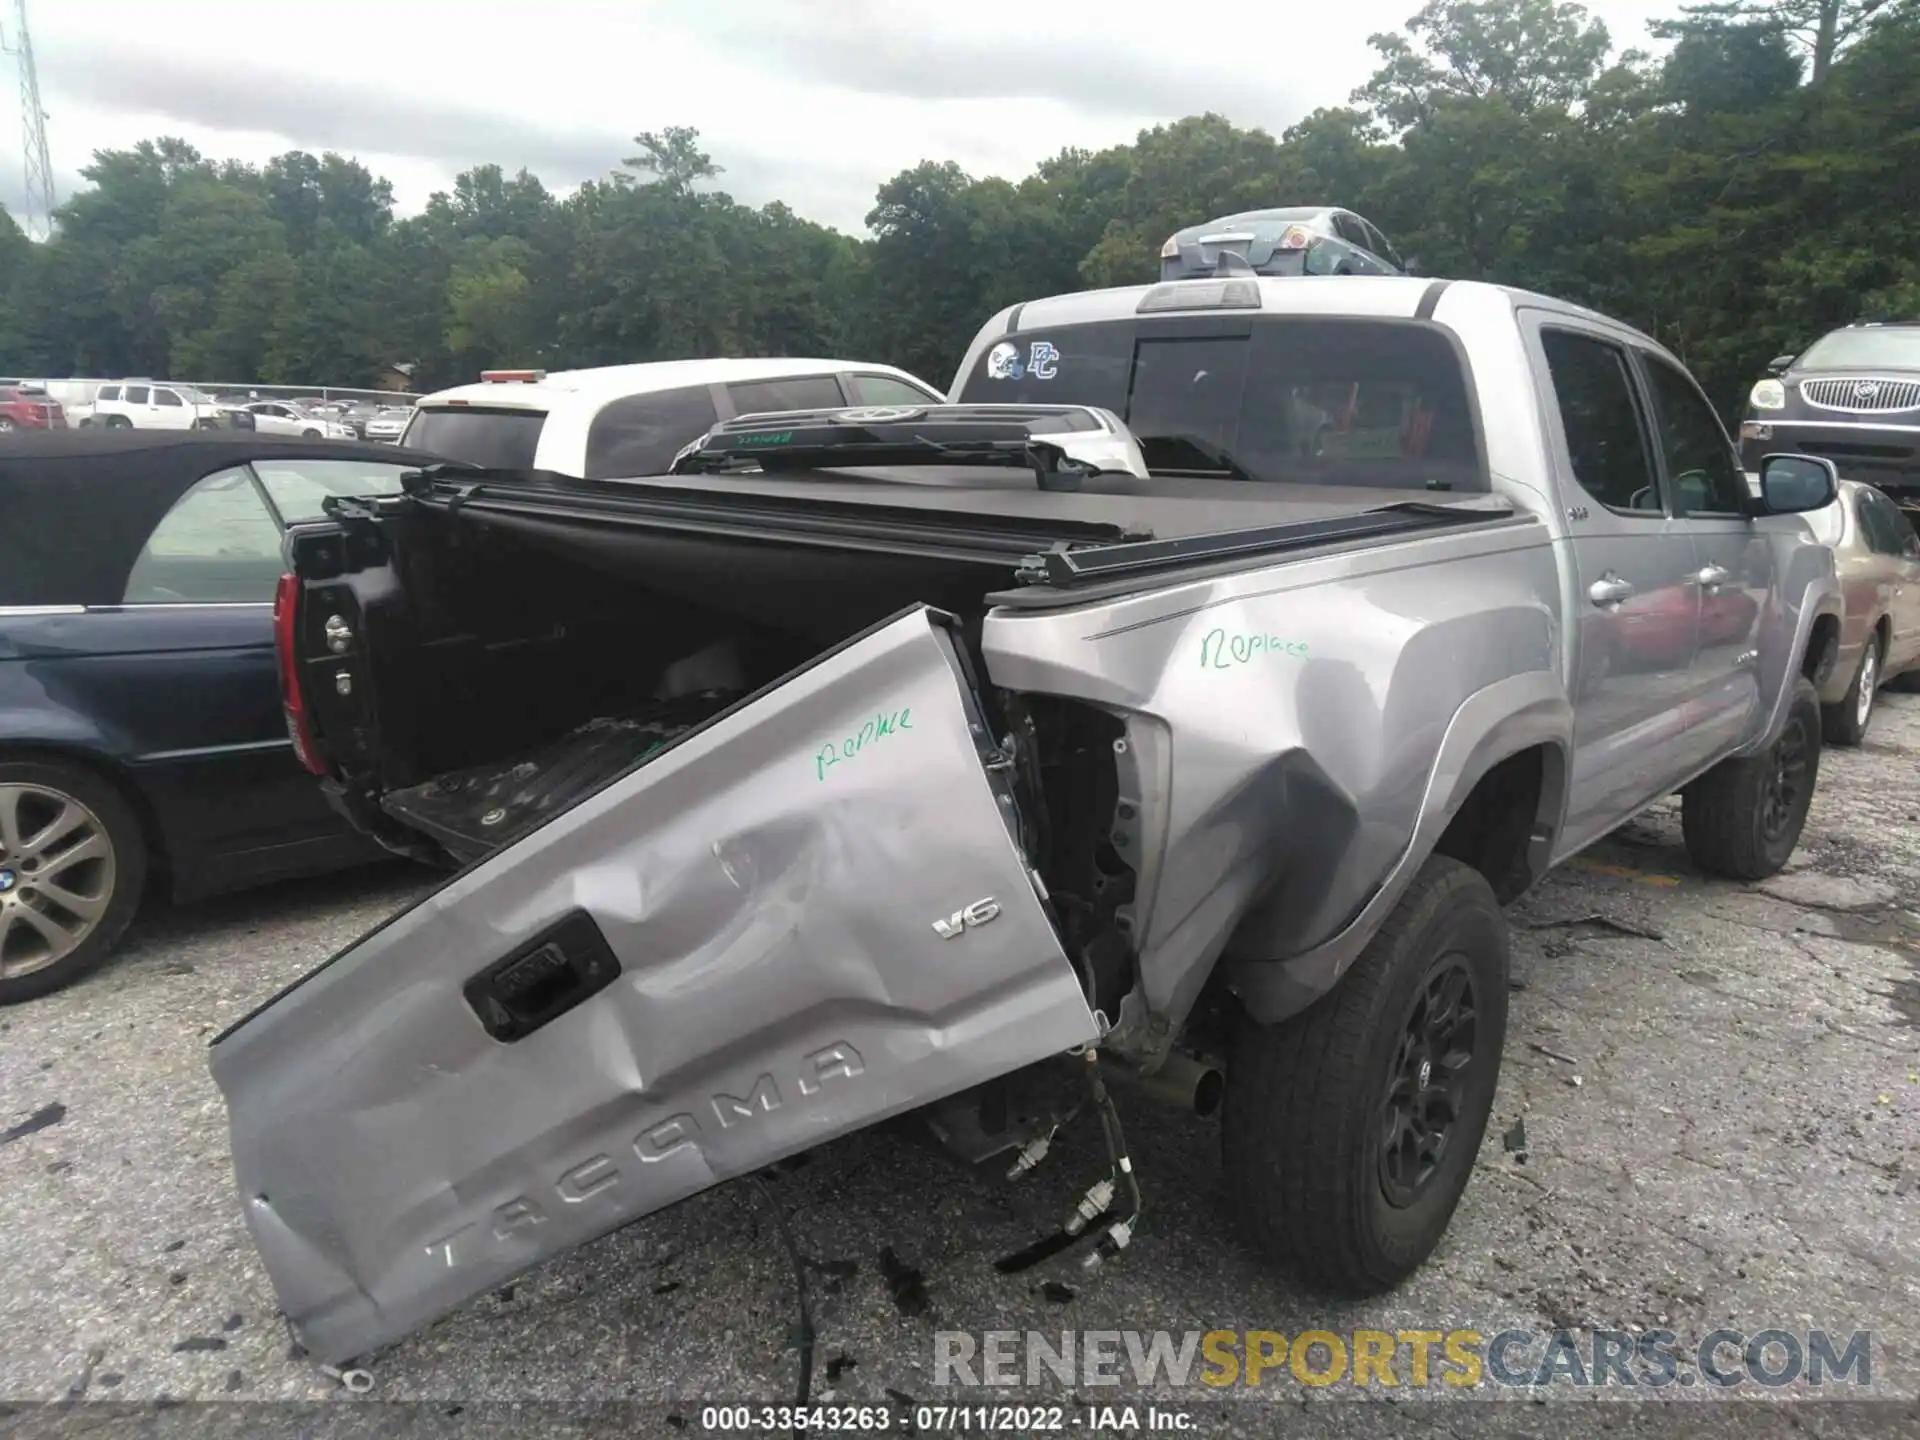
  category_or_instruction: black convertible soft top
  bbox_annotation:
[0,431,445,607]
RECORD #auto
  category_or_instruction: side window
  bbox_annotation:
[123,467,284,604]
[847,373,939,406]
[727,374,847,416]
[1890,498,1920,558]
[154,389,183,408]
[1865,490,1910,556]
[1640,354,1746,516]
[1540,330,1661,514]
[124,385,150,404]
[252,458,414,524]
[97,385,120,402]
[1853,494,1892,554]
[581,384,721,479]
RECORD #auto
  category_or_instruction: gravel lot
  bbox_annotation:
[3,695,1920,1437]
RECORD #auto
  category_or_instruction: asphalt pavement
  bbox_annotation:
[3,696,1920,1438]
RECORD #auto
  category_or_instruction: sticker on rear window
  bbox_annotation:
[985,340,1060,381]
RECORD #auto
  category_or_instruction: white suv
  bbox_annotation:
[401,358,944,477]
[91,381,233,430]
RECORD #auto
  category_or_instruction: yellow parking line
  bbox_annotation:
[1568,857,1683,887]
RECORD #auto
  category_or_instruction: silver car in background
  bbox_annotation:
[1804,477,1920,744]
[362,405,414,442]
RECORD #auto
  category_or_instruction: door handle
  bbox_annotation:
[1589,575,1635,608]
[1695,564,1731,592]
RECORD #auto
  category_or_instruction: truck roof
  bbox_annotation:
[953,276,1678,393]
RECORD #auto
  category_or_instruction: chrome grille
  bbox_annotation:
[1800,377,1920,413]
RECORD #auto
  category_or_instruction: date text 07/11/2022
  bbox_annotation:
[697,1402,1197,1432]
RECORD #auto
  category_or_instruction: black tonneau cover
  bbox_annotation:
[399,462,1511,550]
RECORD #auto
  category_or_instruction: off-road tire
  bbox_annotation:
[0,758,148,1005]
[1682,675,1821,881]
[1222,855,1509,1297]
[1822,634,1881,747]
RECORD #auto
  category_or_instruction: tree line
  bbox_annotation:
[1,0,1914,416]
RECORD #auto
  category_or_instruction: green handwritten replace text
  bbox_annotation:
[816,707,913,781]
[1200,627,1310,670]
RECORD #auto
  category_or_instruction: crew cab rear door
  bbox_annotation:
[209,605,1096,1366]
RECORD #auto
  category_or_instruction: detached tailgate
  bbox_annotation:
[212,606,1096,1364]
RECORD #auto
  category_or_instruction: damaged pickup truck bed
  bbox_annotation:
[212,275,1845,1367]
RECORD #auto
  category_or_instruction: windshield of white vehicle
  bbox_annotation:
[402,406,542,467]
[956,316,1486,491]
[1797,327,1920,371]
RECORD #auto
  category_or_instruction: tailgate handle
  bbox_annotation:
[463,910,623,1043]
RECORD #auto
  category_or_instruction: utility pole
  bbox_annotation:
[2,0,55,241]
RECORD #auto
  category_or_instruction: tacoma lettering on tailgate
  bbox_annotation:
[422,1042,866,1268]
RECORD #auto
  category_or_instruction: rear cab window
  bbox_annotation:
[848,373,941,406]
[404,407,546,469]
[583,384,720,479]
[956,315,1486,492]
[726,375,847,416]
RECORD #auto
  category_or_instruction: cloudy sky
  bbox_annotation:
[5,0,1678,235]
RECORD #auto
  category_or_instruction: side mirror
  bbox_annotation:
[1755,453,1837,514]
[1765,353,1796,376]
[1402,255,1422,277]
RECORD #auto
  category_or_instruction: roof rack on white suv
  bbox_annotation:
[401,357,946,477]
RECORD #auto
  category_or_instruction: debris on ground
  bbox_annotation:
[1530,1042,1580,1066]
[879,1247,930,1317]
[0,1102,67,1146]
[1524,913,1665,942]
[1503,1118,1530,1163]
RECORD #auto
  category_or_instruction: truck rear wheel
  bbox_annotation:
[1222,855,1508,1296]
[1682,675,1820,880]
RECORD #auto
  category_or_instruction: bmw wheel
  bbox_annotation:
[0,760,148,1004]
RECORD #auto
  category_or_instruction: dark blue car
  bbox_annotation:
[0,431,446,1002]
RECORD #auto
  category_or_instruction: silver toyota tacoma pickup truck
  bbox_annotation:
[214,274,1844,1367]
